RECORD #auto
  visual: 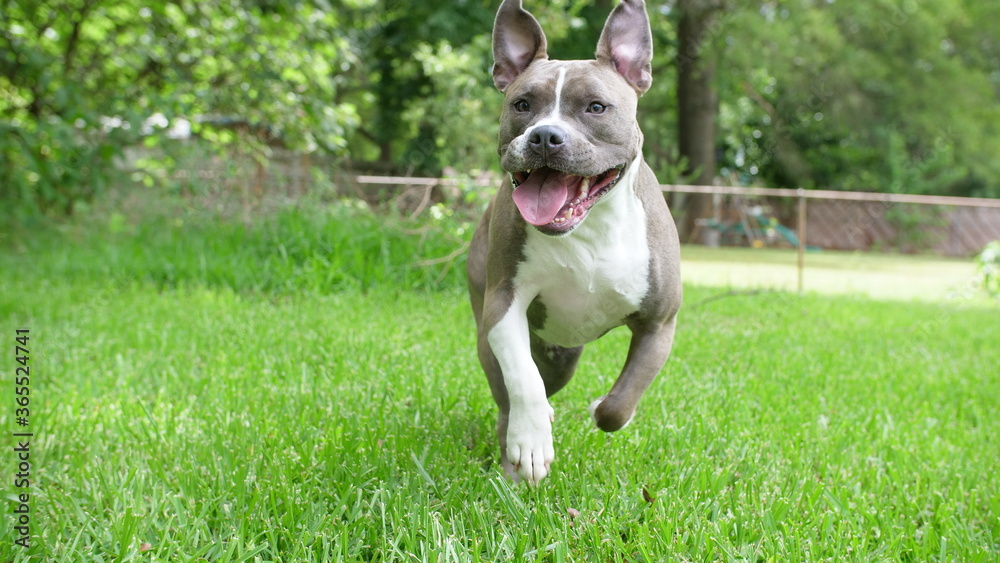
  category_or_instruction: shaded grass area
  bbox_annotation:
[2,203,998,560]
[1,201,471,294]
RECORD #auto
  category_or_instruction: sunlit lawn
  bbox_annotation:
[681,245,981,301]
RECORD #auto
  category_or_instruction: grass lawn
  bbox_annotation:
[681,246,982,302]
[2,276,998,561]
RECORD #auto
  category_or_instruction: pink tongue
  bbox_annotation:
[511,169,575,226]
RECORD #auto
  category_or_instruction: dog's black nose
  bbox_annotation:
[528,125,566,158]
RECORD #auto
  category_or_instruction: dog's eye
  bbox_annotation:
[587,102,607,114]
[513,99,530,112]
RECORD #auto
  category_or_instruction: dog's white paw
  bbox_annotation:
[506,402,555,485]
[588,395,635,430]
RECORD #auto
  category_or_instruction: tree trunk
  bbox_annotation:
[676,0,722,242]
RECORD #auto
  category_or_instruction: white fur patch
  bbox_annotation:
[514,154,650,348]
[550,67,567,120]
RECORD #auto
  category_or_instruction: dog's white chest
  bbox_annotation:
[514,169,650,348]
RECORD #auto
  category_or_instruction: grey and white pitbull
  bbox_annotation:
[466,0,682,484]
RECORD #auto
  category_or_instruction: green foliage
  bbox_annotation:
[401,36,502,175]
[977,241,1000,298]
[333,0,496,172]
[0,111,123,216]
[718,0,1000,195]
[886,129,969,196]
[1,0,355,218]
[875,130,964,252]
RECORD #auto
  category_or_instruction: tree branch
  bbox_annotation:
[64,0,98,73]
[356,127,380,145]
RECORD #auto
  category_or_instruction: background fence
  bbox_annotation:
[153,150,1000,259]
[659,185,1000,257]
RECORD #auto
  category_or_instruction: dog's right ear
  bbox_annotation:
[492,0,548,92]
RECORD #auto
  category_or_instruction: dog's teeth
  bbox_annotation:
[578,178,590,200]
[551,206,575,225]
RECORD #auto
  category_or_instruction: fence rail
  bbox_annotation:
[353,175,1000,209]
[658,184,1000,209]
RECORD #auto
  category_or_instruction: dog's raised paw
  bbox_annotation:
[588,395,635,432]
[587,395,606,422]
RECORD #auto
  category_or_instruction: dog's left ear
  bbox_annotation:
[596,0,653,94]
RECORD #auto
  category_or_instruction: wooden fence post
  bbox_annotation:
[797,188,807,294]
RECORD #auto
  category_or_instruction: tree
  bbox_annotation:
[717,0,1000,197]
[675,0,728,241]
[333,0,496,175]
[1,0,353,217]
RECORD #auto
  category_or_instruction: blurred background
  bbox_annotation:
[2,0,999,298]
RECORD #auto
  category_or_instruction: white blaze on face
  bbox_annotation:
[550,67,567,121]
[526,66,569,133]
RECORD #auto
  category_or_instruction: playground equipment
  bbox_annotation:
[694,194,819,250]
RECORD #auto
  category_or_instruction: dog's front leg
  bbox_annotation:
[487,296,555,485]
[589,315,678,432]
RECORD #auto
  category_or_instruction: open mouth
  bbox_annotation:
[510,165,625,234]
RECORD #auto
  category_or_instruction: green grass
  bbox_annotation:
[681,246,982,302]
[1,204,998,561]
[1,200,471,294]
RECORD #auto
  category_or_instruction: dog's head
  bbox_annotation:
[492,0,653,234]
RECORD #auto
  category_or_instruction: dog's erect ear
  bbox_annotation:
[492,0,548,92]
[596,0,653,94]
